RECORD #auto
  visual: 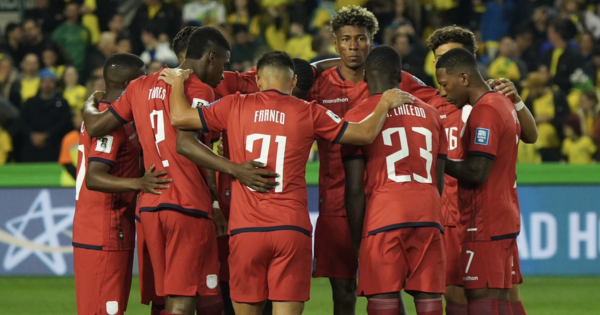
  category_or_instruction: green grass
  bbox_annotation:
[0,277,599,314]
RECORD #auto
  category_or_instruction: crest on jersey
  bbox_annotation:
[326,110,342,123]
[106,301,118,315]
[207,274,218,289]
[192,98,209,108]
[475,128,490,146]
[412,75,427,87]
[95,135,114,153]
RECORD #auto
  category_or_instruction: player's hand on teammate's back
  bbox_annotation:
[232,160,279,193]
[158,68,193,85]
[138,165,173,195]
[87,90,105,108]
[381,88,414,109]
[213,207,228,237]
[487,78,521,103]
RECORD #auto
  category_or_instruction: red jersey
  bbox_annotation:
[73,100,140,251]
[200,90,348,236]
[457,92,521,242]
[108,70,215,218]
[343,95,448,236]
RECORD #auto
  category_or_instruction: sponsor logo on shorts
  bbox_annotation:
[322,98,348,104]
[207,274,218,289]
[463,276,479,281]
[106,301,118,315]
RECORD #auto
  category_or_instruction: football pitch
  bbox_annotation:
[1,276,599,314]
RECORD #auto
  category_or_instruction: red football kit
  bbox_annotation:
[199,89,348,303]
[457,91,521,290]
[109,69,219,297]
[343,94,447,295]
[73,100,140,315]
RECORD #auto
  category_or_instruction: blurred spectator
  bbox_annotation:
[62,66,87,112]
[515,25,540,73]
[17,69,72,162]
[541,18,585,92]
[42,48,65,80]
[58,110,82,185]
[558,0,600,39]
[23,0,64,35]
[383,0,413,46]
[285,20,316,61]
[85,66,104,93]
[264,8,289,51]
[522,72,570,162]
[367,0,394,44]
[116,36,133,54]
[0,56,18,100]
[0,114,12,164]
[392,33,429,86]
[310,35,337,63]
[230,24,264,72]
[310,0,335,31]
[579,31,594,60]
[183,0,227,26]
[0,23,25,66]
[530,5,551,52]
[52,3,91,76]
[227,0,261,36]
[108,14,127,39]
[148,60,164,74]
[561,114,597,164]
[88,32,118,74]
[578,89,599,136]
[0,95,18,164]
[79,0,102,46]
[481,0,516,59]
[9,54,40,108]
[488,36,523,84]
[140,23,178,67]
[130,0,181,55]
[22,19,65,63]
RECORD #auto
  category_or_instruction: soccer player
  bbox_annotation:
[342,46,447,315]
[81,27,279,315]
[158,50,413,315]
[73,53,167,315]
[437,48,521,315]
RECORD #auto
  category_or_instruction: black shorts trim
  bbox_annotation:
[469,151,496,161]
[230,225,311,237]
[108,106,128,125]
[367,222,445,236]
[135,215,141,222]
[438,154,448,160]
[342,155,364,162]
[491,232,519,241]
[139,203,209,218]
[333,121,349,144]
[198,107,210,133]
[88,157,115,167]
[72,242,103,251]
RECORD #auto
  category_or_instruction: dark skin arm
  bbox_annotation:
[445,156,494,187]
[436,158,445,195]
[158,71,205,130]
[82,91,123,138]
[86,164,172,195]
[343,157,366,257]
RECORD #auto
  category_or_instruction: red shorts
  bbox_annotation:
[358,227,446,296]
[313,216,358,279]
[74,248,134,315]
[461,238,516,290]
[136,218,165,306]
[140,210,220,297]
[444,225,463,286]
[512,244,523,284]
[217,235,230,282]
[229,230,312,303]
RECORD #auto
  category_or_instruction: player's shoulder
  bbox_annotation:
[317,66,342,83]
[400,70,428,88]
[345,95,378,121]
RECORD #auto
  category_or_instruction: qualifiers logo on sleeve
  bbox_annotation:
[96,135,114,153]
[326,110,342,123]
[191,98,209,108]
[475,128,490,146]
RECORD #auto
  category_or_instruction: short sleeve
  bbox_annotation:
[311,103,348,143]
[438,120,449,159]
[88,130,125,167]
[399,71,439,103]
[187,81,216,108]
[200,96,235,133]
[108,91,134,124]
[465,104,503,160]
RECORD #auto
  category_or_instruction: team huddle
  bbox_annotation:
[72,6,537,315]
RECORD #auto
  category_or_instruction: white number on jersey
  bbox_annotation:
[245,134,287,193]
[150,110,169,167]
[445,127,458,150]
[382,127,434,184]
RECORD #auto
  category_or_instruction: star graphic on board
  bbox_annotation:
[2,189,74,275]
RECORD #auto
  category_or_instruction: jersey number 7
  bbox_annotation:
[150,110,169,167]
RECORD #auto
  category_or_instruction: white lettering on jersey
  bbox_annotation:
[254,110,286,125]
[322,98,349,104]
[388,104,426,118]
[148,87,166,100]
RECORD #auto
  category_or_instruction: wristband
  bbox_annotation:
[213,201,219,209]
[514,100,525,111]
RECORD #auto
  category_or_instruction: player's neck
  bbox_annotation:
[104,89,123,103]
[468,84,492,106]
[340,64,365,84]
[368,81,398,96]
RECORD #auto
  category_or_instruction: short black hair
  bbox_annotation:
[5,23,20,39]
[329,6,379,38]
[103,53,145,85]
[366,45,402,81]
[142,22,161,39]
[435,48,478,73]
[292,58,315,91]
[232,23,249,36]
[256,51,295,73]
[172,26,199,57]
[186,27,231,60]
[426,26,477,56]
[550,18,577,41]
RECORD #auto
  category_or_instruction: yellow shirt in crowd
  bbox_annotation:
[562,136,597,164]
[532,90,561,149]
[285,34,317,61]
[488,56,521,83]
[0,128,12,165]
[21,77,40,103]
[63,85,88,112]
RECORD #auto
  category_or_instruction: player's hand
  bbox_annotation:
[232,160,279,193]
[158,68,193,85]
[381,88,414,109]
[213,206,228,237]
[490,78,522,103]
[139,165,173,195]
[217,142,224,156]
[88,90,105,108]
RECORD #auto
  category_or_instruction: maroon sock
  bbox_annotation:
[367,298,400,315]
[415,298,443,315]
[196,295,224,315]
[511,301,527,315]
[468,298,499,315]
[151,303,165,315]
[446,302,468,315]
[498,300,514,315]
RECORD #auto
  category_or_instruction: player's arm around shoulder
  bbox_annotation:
[159,68,205,130]
[488,78,538,144]
[82,92,123,138]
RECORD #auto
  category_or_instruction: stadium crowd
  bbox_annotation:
[0,0,599,168]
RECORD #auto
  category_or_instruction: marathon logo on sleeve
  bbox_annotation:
[326,110,342,123]
[191,98,209,108]
[475,128,490,146]
[95,135,114,153]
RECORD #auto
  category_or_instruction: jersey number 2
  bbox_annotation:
[246,134,286,193]
[382,127,433,183]
[150,110,169,167]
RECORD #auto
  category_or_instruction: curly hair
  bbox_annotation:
[329,6,379,38]
[426,26,477,56]
[172,26,199,57]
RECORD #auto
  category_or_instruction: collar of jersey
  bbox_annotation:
[473,90,496,106]
[262,89,289,95]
